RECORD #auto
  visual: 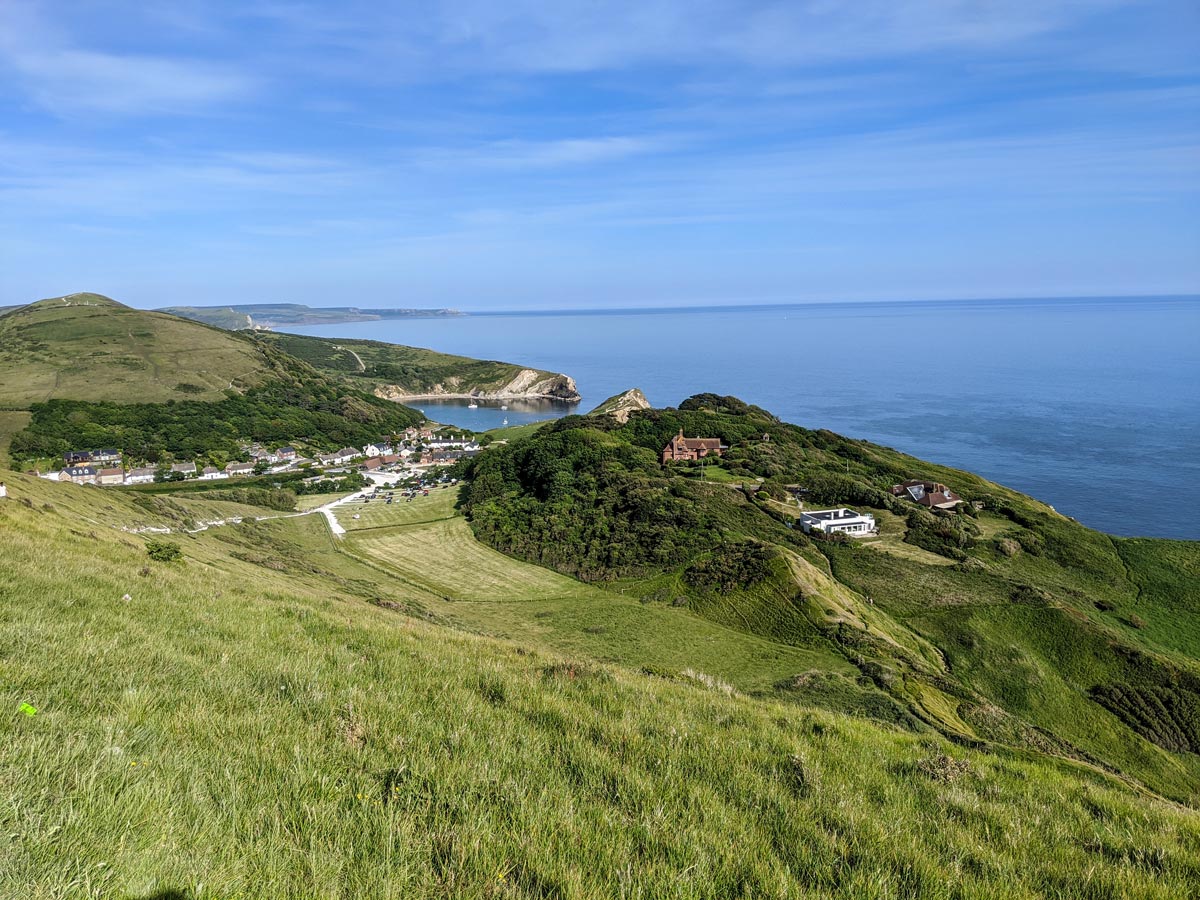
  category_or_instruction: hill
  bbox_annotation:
[2,467,1199,898]
[588,386,652,422]
[0,294,425,466]
[0,293,273,406]
[254,330,581,402]
[161,302,464,328]
[0,295,579,468]
[459,395,1200,805]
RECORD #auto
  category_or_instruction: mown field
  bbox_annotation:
[3,467,1199,898]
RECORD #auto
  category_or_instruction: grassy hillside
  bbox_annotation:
[0,293,272,405]
[3,469,1199,898]
[459,396,1200,805]
[0,295,435,465]
[254,331,579,400]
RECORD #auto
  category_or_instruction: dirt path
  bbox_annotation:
[335,346,366,372]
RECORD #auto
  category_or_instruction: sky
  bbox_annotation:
[1,1,1198,310]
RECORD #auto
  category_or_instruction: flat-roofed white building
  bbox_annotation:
[799,508,876,536]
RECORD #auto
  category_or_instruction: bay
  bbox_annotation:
[286,296,1200,539]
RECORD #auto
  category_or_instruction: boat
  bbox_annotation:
[467,402,478,409]
[500,404,508,410]
[502,418,509,426]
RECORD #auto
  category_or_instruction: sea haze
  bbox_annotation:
[286,296,1200,540]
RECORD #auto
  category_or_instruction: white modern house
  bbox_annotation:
[799,508,877,536]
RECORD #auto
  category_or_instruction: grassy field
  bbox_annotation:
[3,467,1200,898]
[0,294,271,406]
[335,487,458,531]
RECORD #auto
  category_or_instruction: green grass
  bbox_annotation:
[0,294,271,405]
[335,487,458,531]
[0,410,31,467]
[254,331,571,399]
[3,468,1200,898]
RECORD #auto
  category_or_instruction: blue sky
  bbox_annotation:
[1,1,1197,310]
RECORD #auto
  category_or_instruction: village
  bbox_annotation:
[33,425,482,488]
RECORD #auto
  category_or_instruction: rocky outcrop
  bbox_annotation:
[374,369,581,403]
[588,387,651,423]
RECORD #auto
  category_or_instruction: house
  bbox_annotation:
[96,467,125,486]
[59,466,97,485]
[891,480,963,510]
[322,447,361,465]
[225,461,256,476]
[799,508,876,536]
[92,448,122,464]
[363,442,392,458]
[661,429,726,463]
[250,448,278,463]
[276,446,297,460]
[126,467,156,484]
[360,457,383,471]
[64,450,93,465]
[200,466,227,481]
[381,454,402,466]
[170,462,198,478]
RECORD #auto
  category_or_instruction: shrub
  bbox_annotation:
[145,539,183,562]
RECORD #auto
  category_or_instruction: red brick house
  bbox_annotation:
[662,429,725,463]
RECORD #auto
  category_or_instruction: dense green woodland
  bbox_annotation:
[11,381,421,463]
[461,394,1200,805]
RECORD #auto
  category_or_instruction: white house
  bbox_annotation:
[200,466,228,481]
[225,461,256,476]
[363,442,391,458]
[321,447,361,466]
[170,462,198,478]
[799,508,876,536]
[126,467,156,484]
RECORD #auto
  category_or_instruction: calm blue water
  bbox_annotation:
[287,296,1200,539]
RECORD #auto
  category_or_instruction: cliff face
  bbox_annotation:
[374,369,581,403]
[588,387,651,423]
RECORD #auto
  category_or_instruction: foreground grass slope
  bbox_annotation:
[460,398,1200,805]
[4,470,1200,898]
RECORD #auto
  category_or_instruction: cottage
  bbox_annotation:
[360,457,383,471]
[92,448,122,464]
[96,467,125,486]
[200,466,227,481]
[381,454,402,465]
[276,446,297,460]
[799,508,876,536]
[363,442,392,458]
[325,447,361,465]
[170,462,198,478]
[661,429,725,463]
[60,466,97,485]
[225,461,256,476]
[891,480,963,510]
[64,450,93,465]
[126,467,156,485]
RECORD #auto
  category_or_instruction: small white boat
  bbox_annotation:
[500,404,508,410]
[502,418,508,426]
[467,402,478,409]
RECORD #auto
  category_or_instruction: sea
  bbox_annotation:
[286,296,1200,540]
